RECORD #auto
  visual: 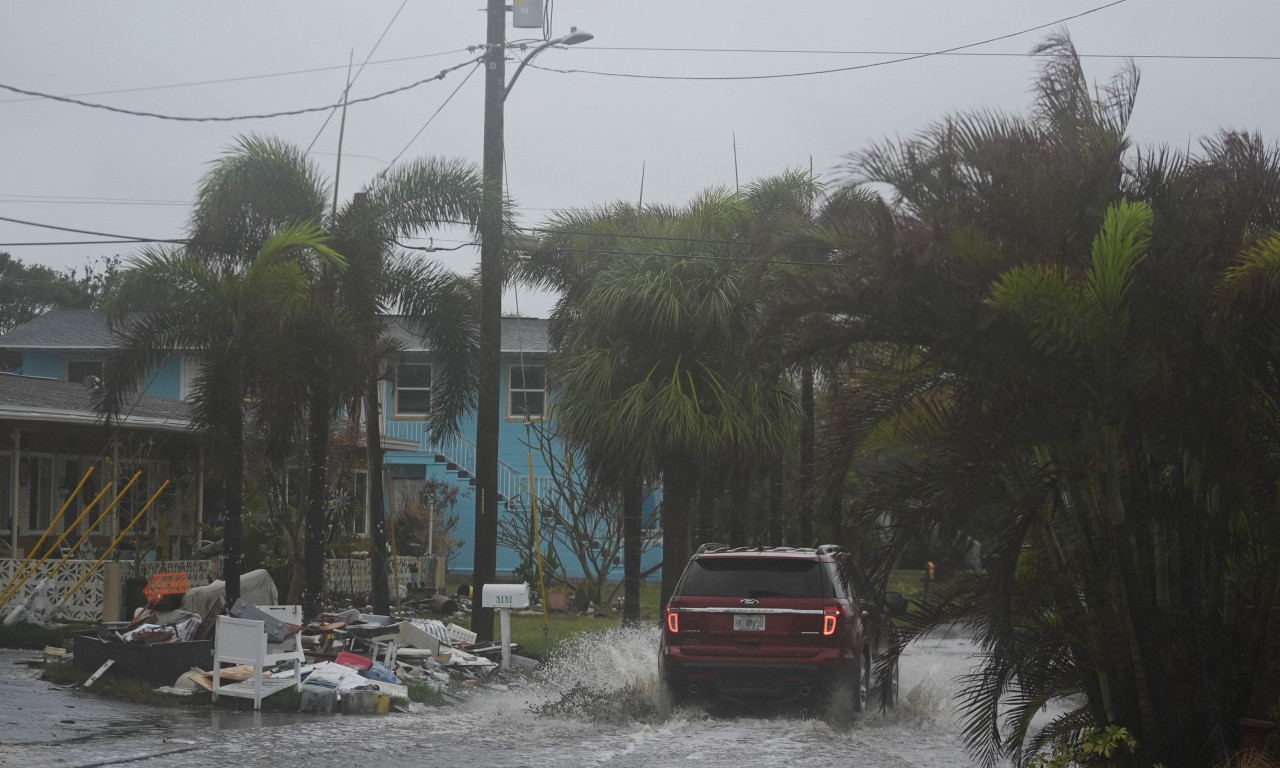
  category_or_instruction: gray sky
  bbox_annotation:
[3,0,1278,317]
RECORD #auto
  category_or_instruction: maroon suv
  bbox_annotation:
[659,544,900,715]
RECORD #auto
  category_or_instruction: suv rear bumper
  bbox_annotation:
[660,650,856,702]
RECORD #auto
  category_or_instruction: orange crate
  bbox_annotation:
[142,572,190,606]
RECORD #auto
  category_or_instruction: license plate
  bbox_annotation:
[733,614,766,631]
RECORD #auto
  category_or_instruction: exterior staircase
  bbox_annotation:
[382,419,548,507]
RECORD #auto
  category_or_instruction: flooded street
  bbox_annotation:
[1,627,991,768]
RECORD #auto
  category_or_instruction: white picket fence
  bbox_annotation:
[0,555,439,622]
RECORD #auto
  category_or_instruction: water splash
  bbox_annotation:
[518,622,981,735]
[529,624,665,724]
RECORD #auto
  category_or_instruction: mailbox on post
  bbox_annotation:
[481,582,531,669]
[481,582,531,610]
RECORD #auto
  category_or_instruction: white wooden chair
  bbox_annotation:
[211,605,304,709]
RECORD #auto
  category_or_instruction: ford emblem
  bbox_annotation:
[740,598,759,607]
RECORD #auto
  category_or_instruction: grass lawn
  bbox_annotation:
[448,568,928,659]
[447,582,666,658]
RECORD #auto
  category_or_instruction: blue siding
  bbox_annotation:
[21,337,663,582]
[22,349,184,399]
[382,356,663,580]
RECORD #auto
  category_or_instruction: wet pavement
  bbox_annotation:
[0,627,1001,768]
[0,648,333,766]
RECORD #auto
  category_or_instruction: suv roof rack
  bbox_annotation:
[692,544,849,557]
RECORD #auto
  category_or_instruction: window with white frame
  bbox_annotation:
[394,362,432,418]
[508,365,546,419]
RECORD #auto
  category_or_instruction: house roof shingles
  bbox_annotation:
[0,372,193,431]
[380,315,549,354]
[0,308,115,349]
[1,309,551,354]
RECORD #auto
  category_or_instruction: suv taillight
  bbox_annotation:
[823,605,839,636]
[666,607,679,633]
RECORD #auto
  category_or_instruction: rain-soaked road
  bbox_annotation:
[0,626,991,768]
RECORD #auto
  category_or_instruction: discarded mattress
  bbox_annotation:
[180,569,278,616]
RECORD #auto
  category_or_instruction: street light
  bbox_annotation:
[472,0,591,641]
[504,27,594,100]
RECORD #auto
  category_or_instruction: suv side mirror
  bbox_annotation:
[883,590,908,615]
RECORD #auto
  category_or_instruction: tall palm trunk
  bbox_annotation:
[622,474,643,625]
[798,363,815,545]
[660,467,697,604]
[302,381,332,617]
[728,475,748,547]
[768,464,783,545]
[364,375,391,613]
[222,389,247,606]
[1104,433,1188,768]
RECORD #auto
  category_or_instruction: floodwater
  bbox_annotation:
[0,626,993,768]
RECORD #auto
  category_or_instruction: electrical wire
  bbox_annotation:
[0,240,172,247]
[587,47,1280,62]
[0,214,185,244]
[0,49,476,107]
[306,0,410,153]
[381,62,482,172]
[0,194,188,207]
[531,244,840,267]
[395,239,476,252]
[528,0,1132,82]
[0,54,484,123]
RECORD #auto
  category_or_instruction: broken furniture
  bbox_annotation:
[72,630,213,687]
[367,620,443,667]
[212,604,303,709]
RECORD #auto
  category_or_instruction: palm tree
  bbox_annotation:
[186,136,483,613]
[782,32,1280,768]
[97,223,342,606]
[529,186,803,604]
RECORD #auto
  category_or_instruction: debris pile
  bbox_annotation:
[59,570,534,712]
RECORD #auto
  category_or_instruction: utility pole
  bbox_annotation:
[472,0,506,642]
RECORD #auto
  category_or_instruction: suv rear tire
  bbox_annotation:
[878,657,900,709]
[855,651,871,713]
[825,653,870,722]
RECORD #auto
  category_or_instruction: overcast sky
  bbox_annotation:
[3,0,1278,317]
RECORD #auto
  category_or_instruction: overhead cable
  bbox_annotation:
[590,46,1280,62]
[0,53,484,123]
[0,214,185,244]
[0,49,476,106]
[306,0,411,153]
[529,0,1132,82]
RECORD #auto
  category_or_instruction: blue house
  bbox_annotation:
[0,309,660,582]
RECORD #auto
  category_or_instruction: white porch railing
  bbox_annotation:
[0,555,440,623]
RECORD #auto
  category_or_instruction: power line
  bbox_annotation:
[0,214,184,244]
[529,0,1132,82]
[0,53,484,123]
[382,62,482,172]
[538,244,838,267]
[0,240,166,247]
[395,239,477,252]
[0,194,189,207]
[306,0,411,153]
[0,48,476,106]
[588,46,1280,62]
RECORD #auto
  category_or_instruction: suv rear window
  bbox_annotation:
[679,557,834,598]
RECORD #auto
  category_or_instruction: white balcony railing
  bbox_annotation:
[381,419,549,504]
